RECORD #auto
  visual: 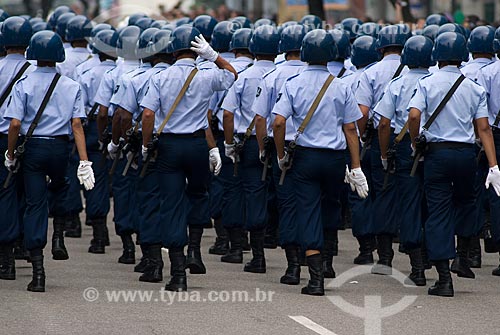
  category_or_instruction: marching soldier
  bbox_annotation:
[222,25,279,273]
[54,12,75,50]
[140,25,235,291]
[327,28,352,78]
[272,29,368,296]
[0,16,33,281]
[407,32,500,297]
[5,31,95,292]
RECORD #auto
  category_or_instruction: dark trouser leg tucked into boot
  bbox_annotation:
[0,244,15,280]
[52,217,69,260]
[468,235,482,268]
[322,230,336,279]
[27,249,45,292]
[301,253,324,296]
[118,234,135,264]
[405,248,426,286]
[165,248,187,292]
[221,227,243,263]
[209,218,229,255]
[139,244,163,283]
[371,234,394,275]
[65,213,82,238]
[134,244,150,273]
[88,217,107,254]
[186,226,206,274]
[354,235,375,265]
[428,260,454,297]
[451,236,475,279]
[244,229,266,273]
[280,245,300,285]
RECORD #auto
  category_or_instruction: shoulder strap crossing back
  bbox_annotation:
[392,64,405,80]
[25,73,61,139]
[87,103,99,119]
[338,67,347,78]
[0,62,30,108]
[156,68,198,135]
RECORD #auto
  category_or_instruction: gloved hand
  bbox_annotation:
[141,145,148,158]
[344,165,351,184]
[107,141,120,160]
[277,152,289,171]
[4,150,16,171]
[98,140,105,151]
[77,160,95,191]
[224,141,236,163]
[486,165,500,197]
[381,156,388,171]
[190,34,218,62]
[209,147,222,176]
[348,167,369,199]
[259,150,267,164]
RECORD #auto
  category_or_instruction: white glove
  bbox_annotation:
[259,150,267,164]
[348,167,369,199]
[224,141,236,163]
[190,34,218,62]
[381,156,388,171]
[209,147,222,176]
[107,141,120,160]
[77,160,95,191]
[4,150,16,171]
[344,165,350,184]
[486,165,500,197]
[277,152,289,171]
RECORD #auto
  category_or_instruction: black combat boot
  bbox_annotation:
[468,236,482,268]
[208,218,229,255]
[88,217,107,254]
[134,244,150,273]
[421,244,432,269]
[484,226,498,253]
[186,226,206,274]
[280,245,300,285]
[451,236,475,279]
[428,260,454,297]
[322,230,337,279]
[354,235,375,265]
[118,234,135,264]
[371,234,394,275]
[165,248,187,292]
[221,227,243,263]
[65,213,82,238]
[244,230,266,273]
[493,254,500,276]
[103,224,110,246]
[52,218,69,260]
[264,206,279,249]
[139,244,163,283]
[13,236,28,261]
[0,244,15,280]
[241,230,250,251]
[27,250,45,292]
[405,248,426,286]
[301,253,324,296]
[299,249,307,266]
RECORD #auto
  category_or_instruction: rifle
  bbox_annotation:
[121,126,141,176]
[3,144,24,189]
[108,137,125,176]
[278,140,296,185]
[360,117,375,160]
[140,133,159,178]
[99,129,111,167]
[233,117,256,177]
[260,136,272,181]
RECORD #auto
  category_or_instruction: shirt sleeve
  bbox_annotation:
[119,79,139,115]
[140,75,160,113]
[209,68,236,92]
[271,82,293,120]
[253,78,272,119]
[474,87,489,120]
[220,79,241,114]
[373,81,397,121]
[94,71,113,108]
[476,69,490,96]
[4,81,26,122]
[110,76,127,106]
[355,71,373,108]
[343,85,363,124]
[72,86,86,119]
[407,80,427,114]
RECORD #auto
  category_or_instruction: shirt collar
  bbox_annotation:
[5,53,26,60]
[34,66,57,73]
[304,65,329,72]
[220,52,235,60]
[154,62,169,68]
[233,56,253,63]
[439,65,462,74]
[408,68,429,74]
[253,60,275,67]
[122,59,140,66]
[285,60,305,66]
[174,58,196,67]
[470,57,493,64]
[71,47,90,53]
[141,62,152,69]
[101,59,115,65]
[381,54,401,61]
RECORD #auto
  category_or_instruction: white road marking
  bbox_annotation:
[289,315,339,335]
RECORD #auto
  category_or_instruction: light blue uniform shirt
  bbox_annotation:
[477,61,500,127]
[341,69,364,93]
[374,68,429,134]
[222,60,276,134]
[252,60,306,140]
[56,47,91,80]
[110,63,152,108]
[407,66,488,144]
[0,54,34,133]
[327,60,353,77]
[141,58,235,134]
[5,67,85,136]
[94,60,140,115]
[209,56,254,131]
[355,54,408,128]
[78,59,116,111]
[121,62,169,120]
[272,65,362,150]
[460,57,493,82]
[344,58,356,72]
[74,55,100,83]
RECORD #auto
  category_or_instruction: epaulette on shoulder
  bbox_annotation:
[262,68,277,79]
[418,73,434,81]
[132,70,147,78]
[285,73,301,82]
[363,61,378,70]
[16,74,28,83]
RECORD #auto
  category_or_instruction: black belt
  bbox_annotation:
[160,129,205,139]
[427,142,473,152]
[296,145,343,153]
[236,134,256,139]
[31,135,70,141]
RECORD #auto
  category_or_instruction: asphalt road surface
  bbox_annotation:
[2,219,500,335]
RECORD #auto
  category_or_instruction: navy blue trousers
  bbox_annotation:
[111,153,138,236]
[83,121,110,219]
[23,138,69,250]
[208,136,226,220]
[156,135,210,248]
[396,137,425,250]
[423,145,476,260]
[0,135,21,244]
[65,139,83,215]
[488,131,500,244]
[293,147,344,251]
